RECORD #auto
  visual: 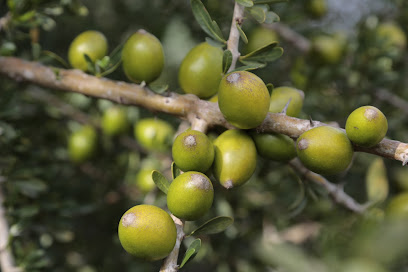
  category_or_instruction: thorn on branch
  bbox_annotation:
[281,98,292,115]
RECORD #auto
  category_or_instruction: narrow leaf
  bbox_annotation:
[171,162,182,180]
[222,50,233,74]
[266,83,274,95]
[180,239,201,268]
[188,216,233,236]
[265,11,280,24]
[83,53,95,74]
[41,50,70,68]
[191,0,226,43]
[366,158,388,203]
[235,0,254,7]
[240,42,278,59]
[205,37,225,48]
[233,60,266,71]
[236,23,248,44]
[151,170,171,194]
[148,83,169,94]
[240,46,283,63]
[248,5,267,23]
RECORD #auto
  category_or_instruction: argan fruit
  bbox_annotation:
[269,86,304,117]
[134,118,174,152]
[252,132,296,162]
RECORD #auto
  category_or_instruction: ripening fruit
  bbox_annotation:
[118,205,177,260]
[218,71,270,129]
[172,130,214,173]
[122,30,164,83]
[178,42,223,99]
[134,118,174,152]
[345,106,388,147]
[252,132,296,162]
[305,0,327,18]
[386,192,408,219]
[68,125,97,163]
[68,30,108,71]
[135,168,156,193]
[101,106,129,136]
[167,171,214,221]
[296,126,354,175]
[376,22,407,50]
[245,27,278,54]
[311,35,344,64]
[213,130,257,189]
[269,86,304,117]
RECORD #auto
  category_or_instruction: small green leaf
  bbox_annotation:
[148,83,169,94]
[266,83,274,95]
[152,170,171,194]
[235,0,254,7]
[204,37,225,48]
[41,50,70,68]
[253,0,288,3]
[240,44,283,63]
[222,50,233,74]
[83,53,95,74]
[171,162,182,180]
[248,5,267,23]
[180,239,201,268]
[188,216,234,236]
[95,56,110,69]
[265,11,280,24]
[240,41,277,59]
[233,60,266,72]
[236,23,248,44]
[191,0,226,43]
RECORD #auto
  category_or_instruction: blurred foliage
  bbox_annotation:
[1,0,408,271]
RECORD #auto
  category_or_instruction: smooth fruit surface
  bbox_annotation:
[122,30,164,83]
[68,30,108,72]
[178,42,223,99]
[245,27,278,54]
[213,130,257,189]
[386,192,408,219]
[376,22,406,50]
[68,125,97,163]
[252,132,296,162]
[118,205,176,260]
[167,171,214,221]
[345,106,388,147]
[306,0,327,18]
[296,126,354,175]
[269,86,304,117]
[312,35,344,64]
[172,130,214,173]
[135,168,156,193]
[134,118,174,152]
[101,106,129,136]
[218,71,270,129]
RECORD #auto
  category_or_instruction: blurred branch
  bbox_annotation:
[376,88,408,116]
[227,2,245,71]
[0,57,408,165]
[289,159,367,214]
[268,23,312,53]
[160,214,185,272]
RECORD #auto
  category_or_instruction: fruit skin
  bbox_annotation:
[122,30,164,83]
[213,130,257,188]
[101,106,129,136]
[306,0,327,18]
[311,35,344,64]
[178,42,223,99]
[167,171,214,221]
[269,86,304,117]
[68,30,108,72]
[245,27,278,54]
[376,22,406,50]
[386,192,408,219]
[251,132,296,162]
[345,106,388,147]
[135,168,156,193]
[172,130,214,173]
[296,126,354,175]
[118,204,176,261]
[218,71,270,129]
[134,118,174,152]
[68,125,97,163]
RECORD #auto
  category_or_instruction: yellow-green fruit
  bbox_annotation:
[208,94,218,103]
[122,30,164,83]
[135,168,156,193]
[213,130,257,188]
[218,71,270,129]
[245,27,278,54]
[306,0,327,18]
[312,35,344,64]
[68,30,108,72]
[134,118,174,152]
[339,258,387,272]
[118,205,176,260]
[269,86,304,117]
[376,22,407,50]
[101,106,129,136]
[178,42,223,99]
[172,130,214,173]
[386,192,408,219]
[167,171,214,221]
[252,132,296,162]
[345,106,388,147]
[68,126,97,163]
[296,126,354,175]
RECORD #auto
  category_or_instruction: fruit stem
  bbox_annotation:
[227,2,245,72]
[160,214,185,272]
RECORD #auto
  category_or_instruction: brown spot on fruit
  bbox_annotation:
[227,72,240,83]
[190,173,212,191]
[297,138,309,150]
[364,108,378,121]
[223,180,234,189]
[122,213,136,227]
[183,135,197,147]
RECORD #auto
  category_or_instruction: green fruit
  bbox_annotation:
[68,125,97,163]
[269,86,304,117]
[167,171,214,221]
[172,130,214,173]
[252,132,296,162]
[386,192,408,219]
[245,27,278,54]
[345,106,388,147]
[118,205,176,260]
[218,71,270,129]
[311,35,344,64]
[178,42,223,99]
[101,106,129,136]
[68,30,108,72]
[135,168,156,193]
[213,130,257,188]
[134,118,174,152]
[208,94,218,103]
[306,0,327,18]
[339,258,387,272]
[296,126,354,175]
[376,22,406,50]
[122,30,164,83]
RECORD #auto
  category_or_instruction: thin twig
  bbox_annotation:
[160,215,185,272]
[376,88,408,116]
[267,23,312,53]
[227,2,245,72]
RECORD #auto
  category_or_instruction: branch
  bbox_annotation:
[268,23,312,53]
[160,215,185,272]
[0,56,407,165]
[376,88,408,116]
[289,159,367,214]
[227,2,245,71]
